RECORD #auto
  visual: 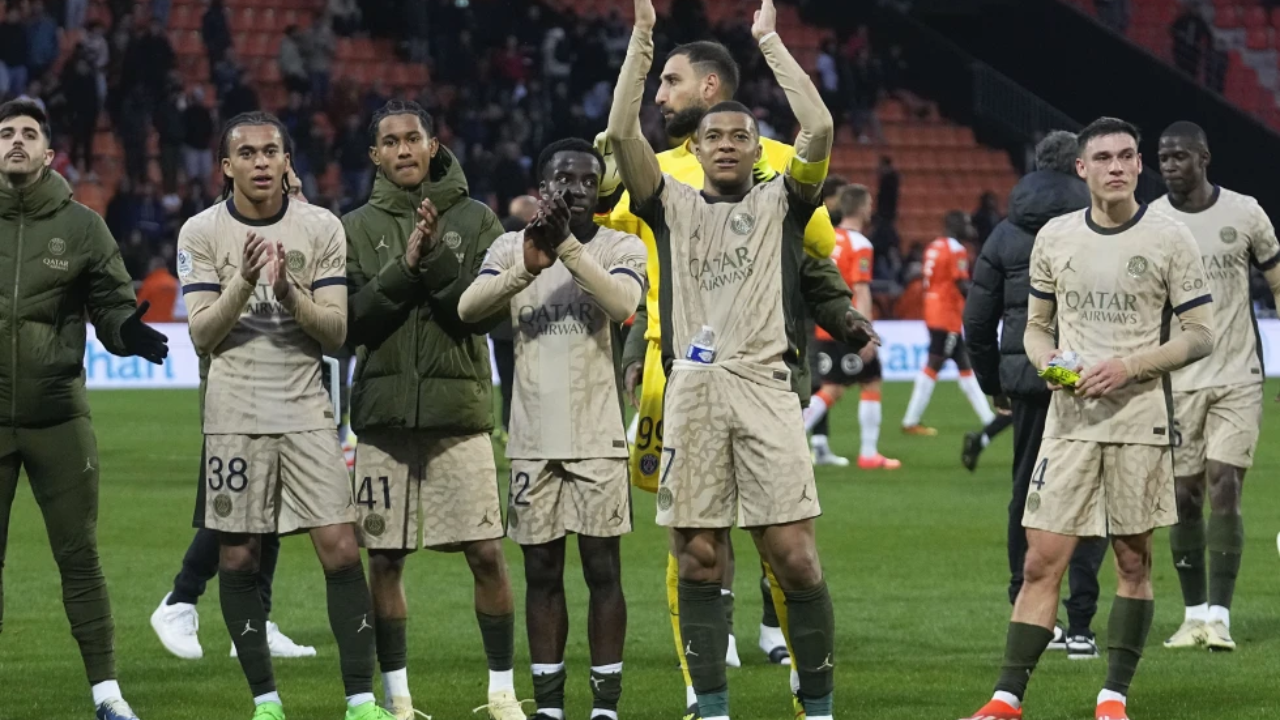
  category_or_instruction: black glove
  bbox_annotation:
[844,307,879,349]
[120,301,170,365]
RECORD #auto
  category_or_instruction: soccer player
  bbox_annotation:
[901,211,1000,435]
[803,183,898,469]
[459,138,646,720]
[0,99,168,720]
[178,111,388,720]
[1152,121,1280,652]
[344,100,519,720]
[960,117,1214,720]
[608,1,839,718]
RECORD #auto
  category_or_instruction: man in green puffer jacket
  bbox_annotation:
[343,100,520,720]
[0,100,168,720]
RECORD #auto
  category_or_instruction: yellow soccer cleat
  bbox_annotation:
[473,691,530,720]
[1204,619,1236,651]
[793,695,806,720]
[1162,618,1207,649]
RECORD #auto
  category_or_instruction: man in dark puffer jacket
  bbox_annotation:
[963,130,1109,658]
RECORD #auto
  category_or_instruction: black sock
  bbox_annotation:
[678,579,729,701]
[993,622,1053,700]
[375,617,407,673]
[1208,513,1244,610]
[784,582,835,716]
[759,572,780,628]
[1170,512,1208,607]
[1104,596,1155,696]
[477,611,515,671]
[983,413,1013,440]
[221,567,275,697]
[589,666,623,712]
[324,562,376,698]
[532,666,566,712]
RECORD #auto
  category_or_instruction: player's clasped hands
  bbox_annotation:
[522,191,569,276]
[1076,358,1131,398]
[241,232,271,283]
[267,241,291,300]
[404,197,439,270]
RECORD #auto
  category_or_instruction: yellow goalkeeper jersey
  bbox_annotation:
[597,136,837,342]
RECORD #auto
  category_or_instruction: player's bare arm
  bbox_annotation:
[605,0,662,205]
[755,0,834,201]
[184,230,269,355]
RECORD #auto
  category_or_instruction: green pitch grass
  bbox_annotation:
[4,383,1280,719]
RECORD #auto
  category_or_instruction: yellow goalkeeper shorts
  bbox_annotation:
[629,340,666,493]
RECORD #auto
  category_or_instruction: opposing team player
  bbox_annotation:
[1152,121,1280,652]
[344,100,520,720]
[608,1,839,718]
[901,212,1001,435]
[460,137,646,720]
[803,184,898,469]
[178,111,390,720]
[961,117,1214,720]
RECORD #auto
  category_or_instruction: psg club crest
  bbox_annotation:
[1219,226,1238,244]
[213,493,234,518]
[363,513,386,537]
[729,212,756,236]
[640,452,660,476]
[1125,256,1149,278]
[657,487,674,511]
[286,250,307,273]
[48,237,66,256]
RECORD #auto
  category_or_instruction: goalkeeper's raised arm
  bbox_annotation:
[605,0,663,206]
[753,0,834,198]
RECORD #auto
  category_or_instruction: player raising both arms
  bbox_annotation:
[803,183,897,469]
[1152,122,1280,652]
[901,212,1003,436]
[178,112,390,720]
[961,117,1214,720]
[608,1,840,718]
[460,138,646,720]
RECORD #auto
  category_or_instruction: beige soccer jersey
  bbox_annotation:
[1029,206,1211,445]
[177,198,346,434]
[478,228,646,459]
[634,175,819,390]
[1151,187,1280,391]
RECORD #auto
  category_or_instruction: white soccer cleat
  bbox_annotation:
[758,623,791,665]
[726,633,741,667]
[811,447,850,467]
[387,696,431,720]
[472,690,530,720]
[1204,619,1236,652]
[1162,618,1208,649]
[231,621,317,657]
[150,593,202,660]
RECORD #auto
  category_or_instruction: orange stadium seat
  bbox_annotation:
[1245,6,1269,29]
[1246,27,1271,50]
[1216,5,1242,29]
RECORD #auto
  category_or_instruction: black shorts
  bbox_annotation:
[927,328,972,371]
[811,339,882,385]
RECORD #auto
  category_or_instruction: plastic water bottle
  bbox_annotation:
[686,325,716,364]
[1052,350,1081,371]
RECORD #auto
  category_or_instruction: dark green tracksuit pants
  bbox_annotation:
[0,417,116,684]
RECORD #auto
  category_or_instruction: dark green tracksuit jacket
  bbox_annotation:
[0,168,139,681]
[344,147,504,435]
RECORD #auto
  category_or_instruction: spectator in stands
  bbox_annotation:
[136,256,180,323]
[123,20,177,103]
[202,0,232,71]
[152,0,173,27]
[0,6,31,98]
[66,0,89,32]
[308,13,337,104]
[182,87,214,188]
[1205,35,1228,94]
[495,35,530,88]
[83,20,109,101]
[120,229,150,281]
[279,25,311,95]
[1172,2,1211,82]
[816,39,844,128]
[219,67,259,121]
[876,155,900,224]
[137,182,168,247]
[25,1,59,83]
[179,177,214,220]
[1094,0,1130,34]
[118,87,150,185]
[60,46,100,174]
[107,178,141,242]
[334,112,369,207]
[156,78,186,195]
[850,46,884,144]
[971,191,1002,246]
[329,0,361,37]
[491,140,530,212]
[211,47,241,97]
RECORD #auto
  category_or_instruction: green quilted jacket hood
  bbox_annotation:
[343,146,505,433]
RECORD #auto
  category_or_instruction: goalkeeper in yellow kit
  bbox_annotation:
[594,27,867,719]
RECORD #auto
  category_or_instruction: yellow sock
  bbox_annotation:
[763,561,795,657]
[668,552,694,688]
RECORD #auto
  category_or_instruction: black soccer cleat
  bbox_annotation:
[962,431,983,472]
[767,645,791,665]
[683,704,701,720]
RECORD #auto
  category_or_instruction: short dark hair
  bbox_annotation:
[218,111,293,199]
[1076,116,1141,156]
[1160,120,1208,151]
[536,138,605,182]
[700,100,756,137]
[838,184,871,217]
[1034,130,1079,174]
[821,175,849,201]
[0,99,51,140]
[670,41,740,98]
[369,100,435,145]
[944,209,969,238]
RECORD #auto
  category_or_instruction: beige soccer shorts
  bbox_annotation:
[1172,384,1262,476]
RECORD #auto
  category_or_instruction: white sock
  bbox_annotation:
[532,662,565,675]
[811,434,830,451]
[489,668,515,694]
[981,433,991,447]
[808,716,834,720]
[254,692,281,707]
[685,684,697,707]
[347,693,374,708]
[790,667,800,694]
[902,372,936,426]
[858,398,881,457]
[993,690,1021,710]
[91,681,122,706]
[703,716,730,720]
[959,373,995,424]
[382,668,410,699]
[592,711,619,720]
[1097,689,1126,706]
[538,710,565,720]
[1209,605,1231,628]
[803,393,829,432]
[1186,603,1210,622]
[627,412,640,443]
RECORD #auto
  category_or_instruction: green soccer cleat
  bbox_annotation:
[345,701,396,720]
[252,702,286,720]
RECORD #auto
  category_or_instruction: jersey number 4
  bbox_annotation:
[356,476,391,509]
